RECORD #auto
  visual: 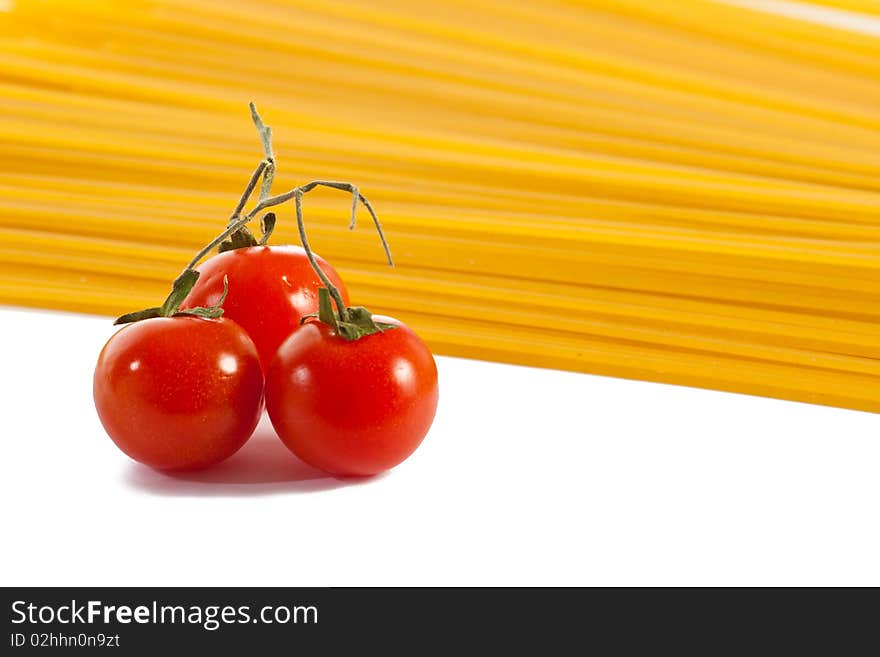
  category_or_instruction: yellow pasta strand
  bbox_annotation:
[1,0,880,412]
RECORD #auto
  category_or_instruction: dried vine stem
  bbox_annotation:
[186,104,393,272]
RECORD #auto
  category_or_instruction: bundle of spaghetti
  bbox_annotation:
[2,0,880,412]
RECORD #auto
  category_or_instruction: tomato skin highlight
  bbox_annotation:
[93,316,264,471]
[265,316,439,476]
[181,245,349,371]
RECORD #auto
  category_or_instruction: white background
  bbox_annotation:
[1,305,879,586]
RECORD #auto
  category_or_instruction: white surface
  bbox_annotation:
[1,304,880,586]
[725,0,880,37]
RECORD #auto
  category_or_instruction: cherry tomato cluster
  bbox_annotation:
[93,105,438,476]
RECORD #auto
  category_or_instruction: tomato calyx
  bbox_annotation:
[301,288,397,340]
[219,212,277,252]
[291,177,396,341]
[114,270,229,325]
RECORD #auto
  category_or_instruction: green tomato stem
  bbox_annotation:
[120,103,396,337]
[294,189,350,322]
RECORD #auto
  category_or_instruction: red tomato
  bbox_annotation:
[94,316,264,471]
[181,245,349,370]
[265,316,439,476]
